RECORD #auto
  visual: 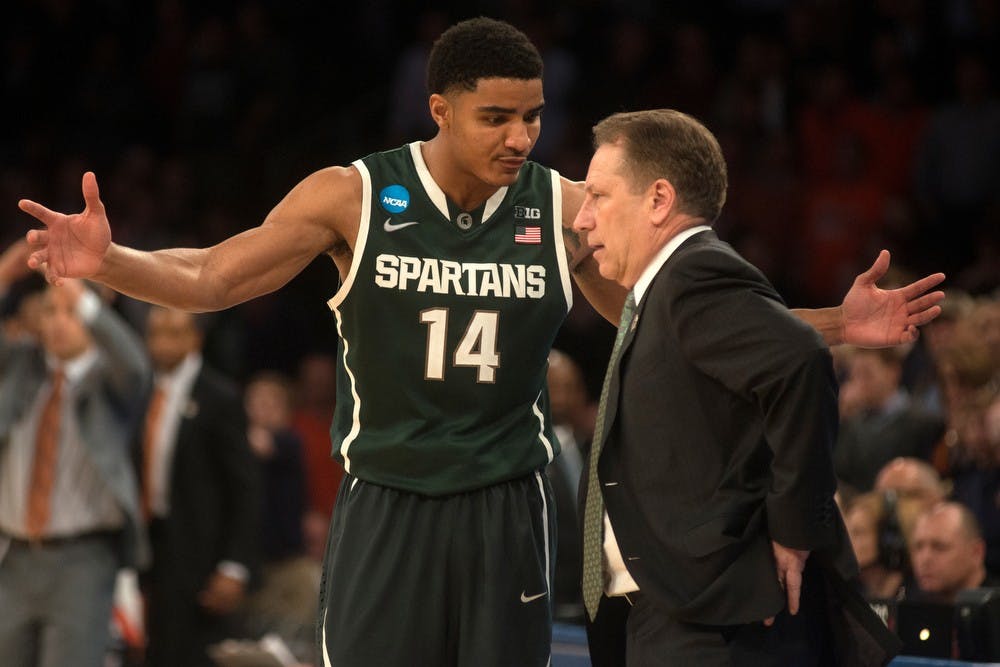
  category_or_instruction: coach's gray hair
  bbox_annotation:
[592,109,728,224]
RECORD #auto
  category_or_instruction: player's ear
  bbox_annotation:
[429,94,451,130]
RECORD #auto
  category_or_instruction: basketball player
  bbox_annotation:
[18,18,944,667]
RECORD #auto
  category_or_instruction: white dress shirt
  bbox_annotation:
[0,290,126,539]
[146,352,202,519]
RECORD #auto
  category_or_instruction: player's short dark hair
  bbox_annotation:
[593,109,728,224]
[427,17,543,95]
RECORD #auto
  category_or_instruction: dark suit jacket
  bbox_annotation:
[587,231,900,664]
[143,363,260,664]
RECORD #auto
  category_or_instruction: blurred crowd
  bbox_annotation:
[1,0,999,664]
[4,2,999,380]
[833,288,1000,607]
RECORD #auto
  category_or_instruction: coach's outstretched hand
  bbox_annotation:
[19,171,112,285]
[841,250,946,348]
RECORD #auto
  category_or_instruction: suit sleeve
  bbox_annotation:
[663,247,841,551]
[86,296,153,411]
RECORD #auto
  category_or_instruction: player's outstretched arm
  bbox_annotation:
[792,250,945,348]
[20,168,358,312]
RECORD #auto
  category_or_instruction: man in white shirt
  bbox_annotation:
[141,306,260,667]
[0,241,150,667]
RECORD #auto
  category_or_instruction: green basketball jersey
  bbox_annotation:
[327,142,572,496]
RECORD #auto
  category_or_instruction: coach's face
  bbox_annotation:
[573,142,653,289]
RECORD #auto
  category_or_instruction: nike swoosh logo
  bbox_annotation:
[384,218,420,232]
[520,591,547,603]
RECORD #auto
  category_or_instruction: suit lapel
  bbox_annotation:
[174,374,203,449]
[599,230,715,450]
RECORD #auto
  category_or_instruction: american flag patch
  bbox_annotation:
[514,225,541,244]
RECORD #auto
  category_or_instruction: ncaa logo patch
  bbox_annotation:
[380,185,410,214]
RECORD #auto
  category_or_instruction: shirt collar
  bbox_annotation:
[633,225,711,304]
[156,352,203,389]
[46,347,98,385]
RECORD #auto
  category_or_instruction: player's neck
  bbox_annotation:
[420,138,501,212]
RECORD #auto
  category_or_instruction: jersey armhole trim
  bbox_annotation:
[326,160,372,311]
[550,170,573,313]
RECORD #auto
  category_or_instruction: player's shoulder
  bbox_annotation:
[266,165,362,243]
[284,165,364,217]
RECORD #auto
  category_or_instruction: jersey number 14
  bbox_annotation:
[420,308,500,383]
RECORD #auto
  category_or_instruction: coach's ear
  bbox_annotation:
[649,178,676,226]
[429,93,451,130]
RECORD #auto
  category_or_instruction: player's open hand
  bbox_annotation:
[19,171,112,285]
[841,250,945,348]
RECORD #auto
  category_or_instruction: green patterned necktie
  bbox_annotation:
[581,290,637,621]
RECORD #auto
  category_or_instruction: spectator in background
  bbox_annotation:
[141,306,260,667]
[874,457,948,538]
[844,492,907,601]
[969,297,1000,372]
[0,241,151,667]
[289,352,343,562]
[908,502,997,603]
[835,346,945,493]
[870,456,951,559]
[904,289,976,419]
[0,271,46,343]
[547,348,591,484]
[546,349,591,622]
[243,371,317,662]
[949,386,1000,578]
[246,371,307,563]
[937,314,999,466]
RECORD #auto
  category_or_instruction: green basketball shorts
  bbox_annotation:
[317,470,556,667]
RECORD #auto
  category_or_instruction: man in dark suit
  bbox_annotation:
[0,241,151,667]
[573,110,913,665]
[141,306,260,667]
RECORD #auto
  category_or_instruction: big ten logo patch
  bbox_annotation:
[514,206,541,220]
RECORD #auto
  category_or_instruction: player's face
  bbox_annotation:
[573,142,652,289]
[444,78,543,187]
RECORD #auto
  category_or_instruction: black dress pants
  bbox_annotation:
[589,561,837,667]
